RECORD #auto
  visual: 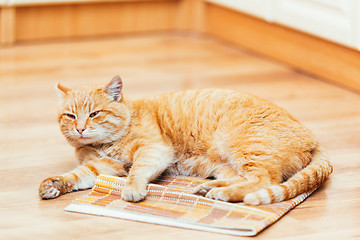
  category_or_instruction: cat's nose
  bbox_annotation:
[76,128,86,134]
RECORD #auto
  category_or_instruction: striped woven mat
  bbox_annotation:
[65,174,312,236]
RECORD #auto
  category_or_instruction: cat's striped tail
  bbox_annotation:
[243,145,333,205]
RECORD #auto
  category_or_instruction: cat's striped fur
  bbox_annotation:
[39,76,333,205]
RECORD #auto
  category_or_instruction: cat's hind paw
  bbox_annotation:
[205,187,231,202]
[191,183,213,196]
[192,179,233,195]
[192,180,243,202]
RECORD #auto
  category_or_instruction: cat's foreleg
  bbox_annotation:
[121,144,173,202]
[39,158,127,199]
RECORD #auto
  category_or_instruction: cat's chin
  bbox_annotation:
[66,136,97,147]
[78,136,92,140]
[78,136,98,144]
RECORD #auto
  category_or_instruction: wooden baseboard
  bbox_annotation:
[7,0,164,7]
[17,1,179,42]
[0,7,16,45]
[0,1,179,43]
[0,9,2,42]
[204,2,360,93]
[0,0,203,44]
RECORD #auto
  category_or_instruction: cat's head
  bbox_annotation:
[56,76,131,147]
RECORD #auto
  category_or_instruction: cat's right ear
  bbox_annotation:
[55,82,70,102]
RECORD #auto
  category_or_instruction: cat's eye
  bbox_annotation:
[89,111,100,118]
[65,114,76,119]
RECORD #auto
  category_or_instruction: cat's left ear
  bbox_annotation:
[55,82,70,102]
[105,75,123,101]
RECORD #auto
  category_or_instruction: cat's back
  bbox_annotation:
[152,88,250,113]
[146,88,286,121]
[135,88,298,135]
[146,88,250,122]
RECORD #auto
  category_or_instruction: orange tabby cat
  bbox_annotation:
[39,76,333,205]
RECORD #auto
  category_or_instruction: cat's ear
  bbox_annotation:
[105,75,123,101]
[55,82,70,102]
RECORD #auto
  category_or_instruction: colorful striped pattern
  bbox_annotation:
[65,174,313,236]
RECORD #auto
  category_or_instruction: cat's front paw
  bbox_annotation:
[121,184,147,202]
[39,176,70,199]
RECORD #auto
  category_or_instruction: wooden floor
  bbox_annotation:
[1,33,359,239]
